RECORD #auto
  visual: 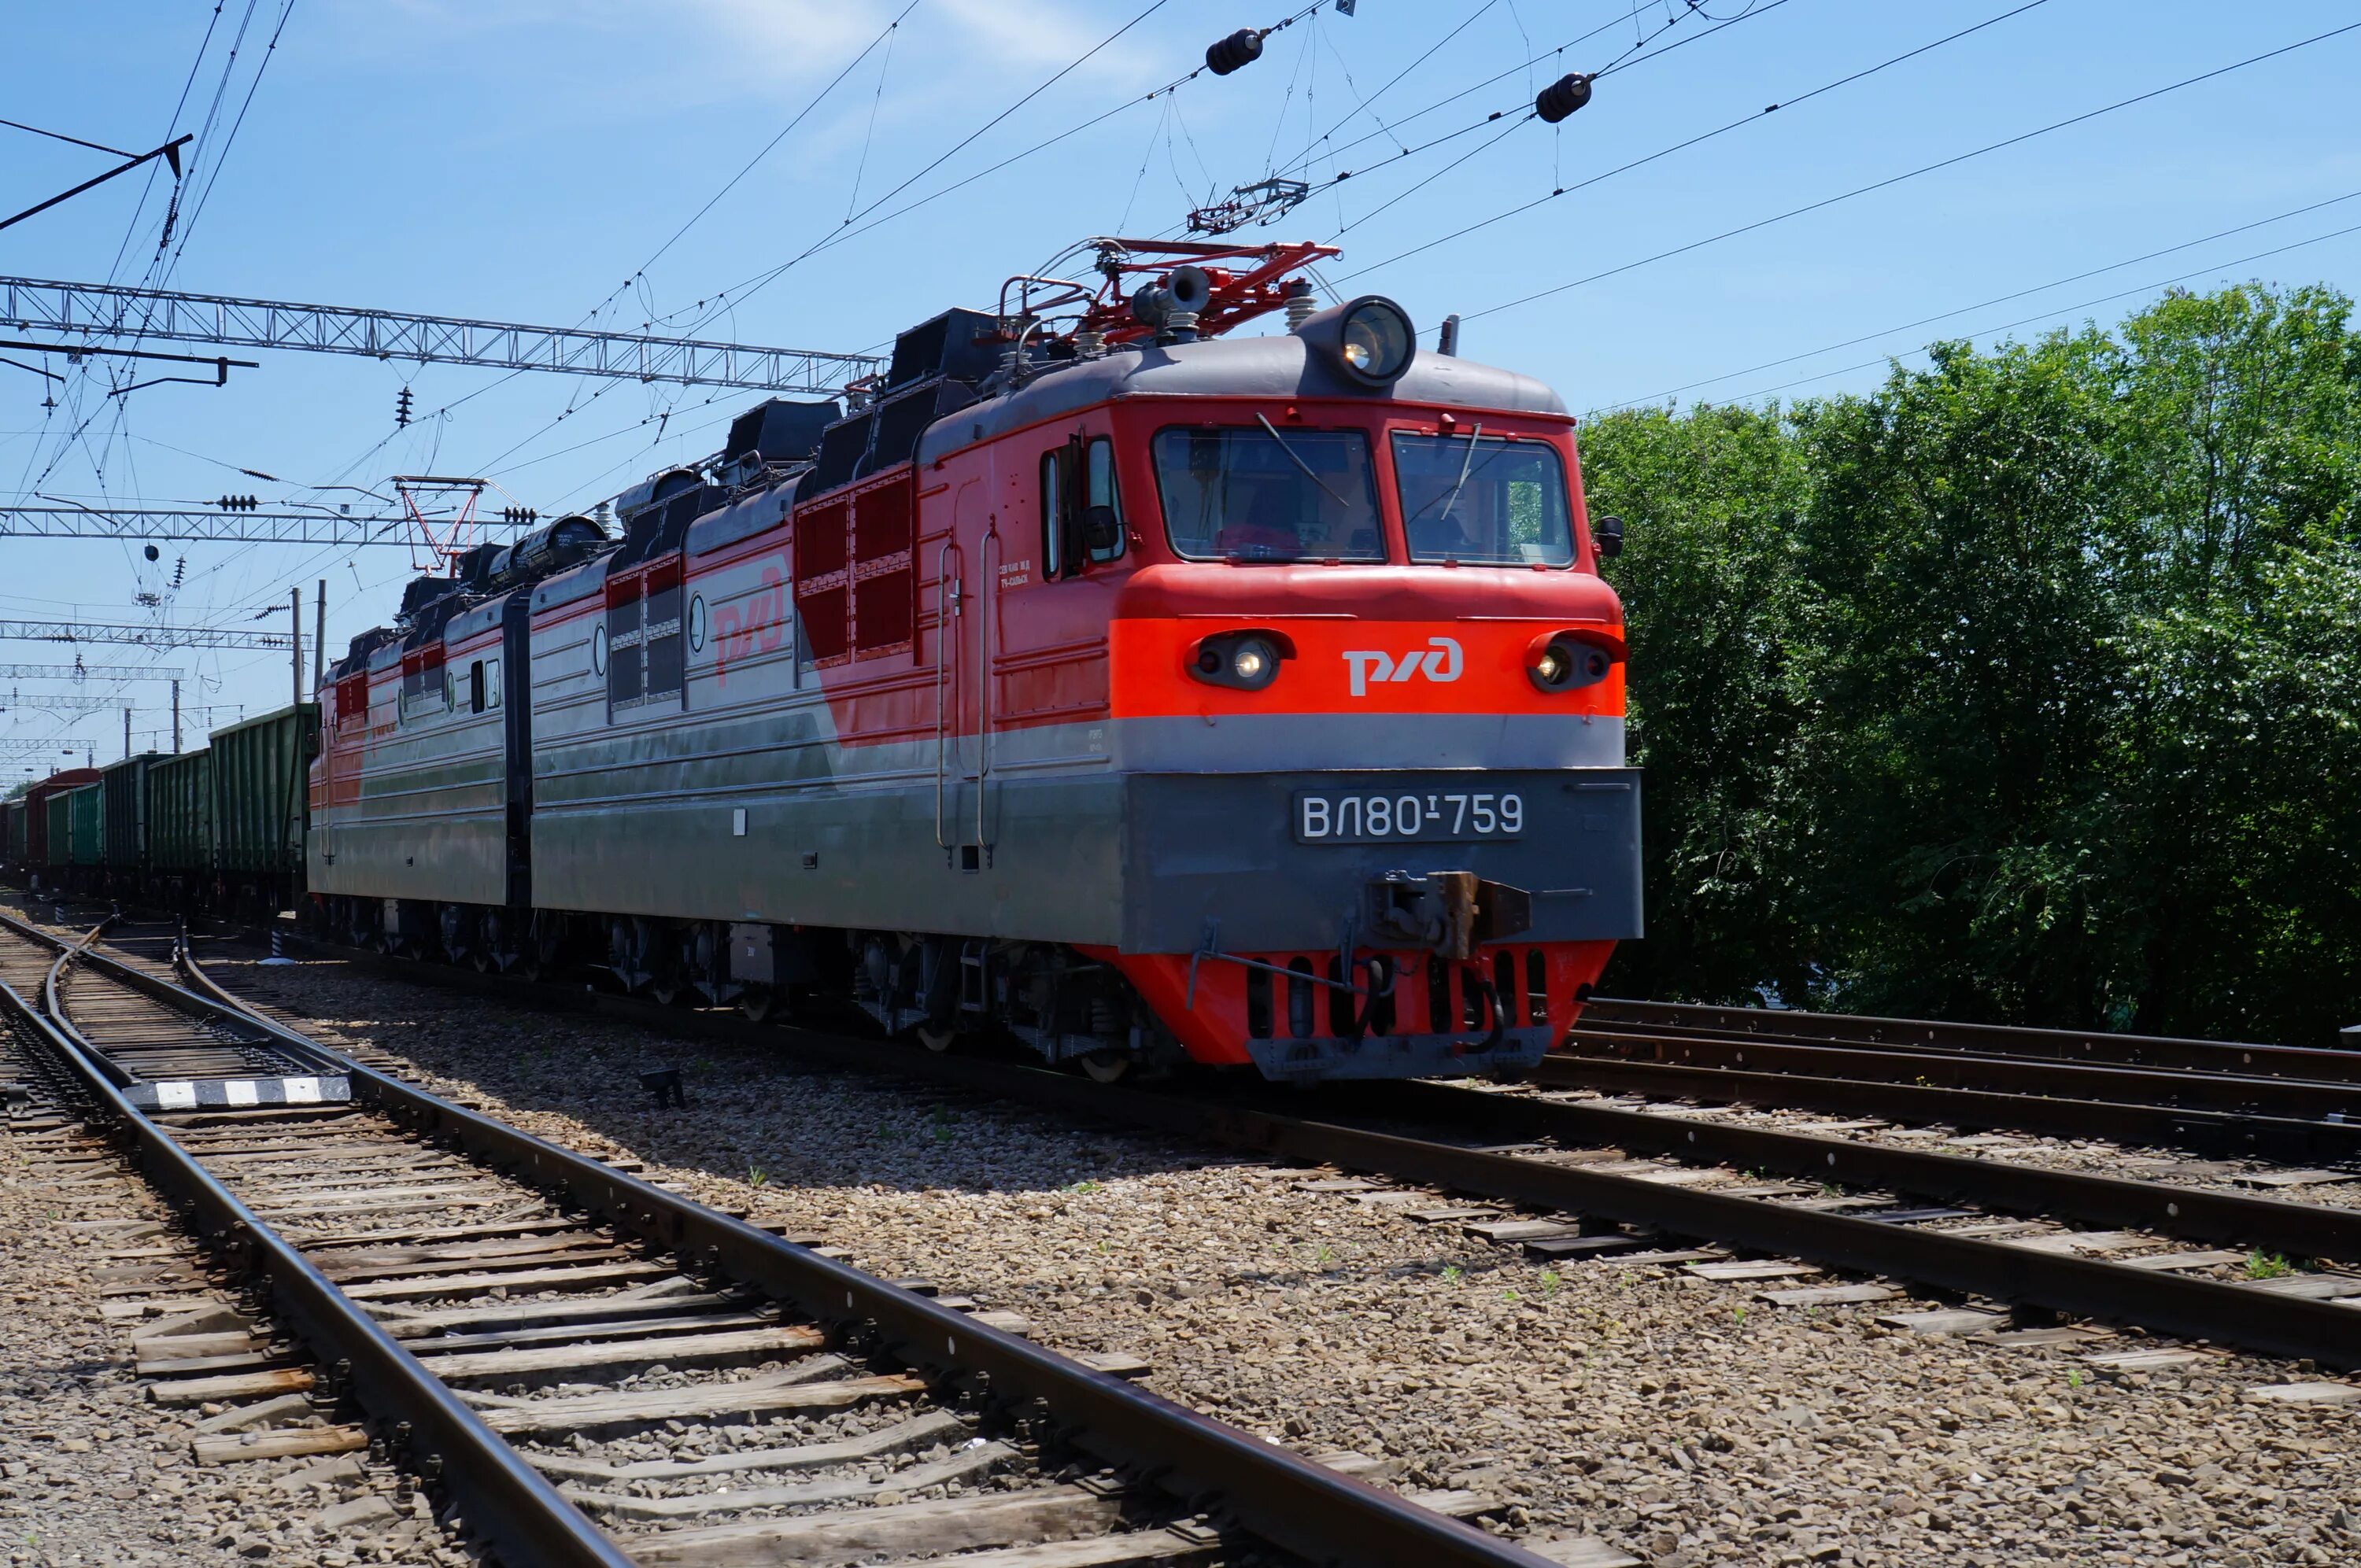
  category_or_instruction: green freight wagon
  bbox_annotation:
[99,752,161,889]
[66,781,105,873]
[23,768,100,874]
[42,791,72,879]
[146,747,215,906]
[211,703,317,915]
[2,799,21,873]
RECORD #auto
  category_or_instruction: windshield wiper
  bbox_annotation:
[1434,422,1485,527]
[1254,413,1350,508]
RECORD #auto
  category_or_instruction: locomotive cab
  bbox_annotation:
[942,281,1640,1079]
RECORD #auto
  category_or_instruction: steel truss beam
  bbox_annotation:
[0,504,421,547]
[0,662,183,681]
[0,739,91,760]
[0,274,881,393]
[0,618,290,651]
[0,692,120,713]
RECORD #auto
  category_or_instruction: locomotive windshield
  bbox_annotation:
[1392,432,1576,566]
[1152,426,1384,563]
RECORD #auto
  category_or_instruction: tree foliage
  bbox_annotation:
[1583,282,2361,1045]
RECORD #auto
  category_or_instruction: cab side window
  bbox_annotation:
[1040,435,1126,579]
[1039,447,1067,580]
[1084,437,1124,564]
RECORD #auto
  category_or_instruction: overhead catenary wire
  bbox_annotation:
[1449,19,2361,332]
[1336,0,2043,271]
[1602,188,2361,410]
[1258,0,1802,245]
[463,0,1302,485]
[1668,216,2361,411]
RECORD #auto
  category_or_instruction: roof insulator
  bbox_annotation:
[1206,28,1265,76]
[1536,72,1594,124]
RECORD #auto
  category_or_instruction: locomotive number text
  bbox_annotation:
[1294,790,1524,844]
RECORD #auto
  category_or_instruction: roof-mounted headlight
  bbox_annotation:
[1297,294,1417,388]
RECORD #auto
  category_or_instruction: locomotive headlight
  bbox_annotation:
[1296,295,1417,387]
[1338,299,1414,382]
[1528,633,1616,693]
[1189,631,1288,691]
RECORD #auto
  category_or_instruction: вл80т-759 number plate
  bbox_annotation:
[1294,788,1524,844]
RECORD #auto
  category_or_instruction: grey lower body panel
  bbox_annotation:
[527,764,1641,957]
[1121,768,1642,953]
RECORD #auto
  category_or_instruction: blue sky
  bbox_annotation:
[4,0,2358,768]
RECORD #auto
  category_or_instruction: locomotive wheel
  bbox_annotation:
[737,987,775,1024]
[915,1021,956,1053]
[1077,1049,1132,1084]
[471,948,493,973]
[650,978,683,1006]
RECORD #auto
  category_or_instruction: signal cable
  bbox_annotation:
[1336,0,2044,271]
[1453,19,2361,330]
[0,118,140,158]
[1602,187,2361,409]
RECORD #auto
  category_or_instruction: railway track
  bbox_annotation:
[0,906,1565,1568]
[197,922,2361,1379]
[1576,996,2361,1080]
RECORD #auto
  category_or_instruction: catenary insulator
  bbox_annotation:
[1206,28,1264,76]
[1284,280,1317,333]
[1536,72,1594,124]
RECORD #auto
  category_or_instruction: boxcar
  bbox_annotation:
[211,704,317,915]
[2,799,19,872]
[146,747,216,907]
[24,769,101,878]
[99,752,161,892]
[66,782,105,875]
[42,792,72,880]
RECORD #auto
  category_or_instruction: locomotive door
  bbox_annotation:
[933,480,992,868]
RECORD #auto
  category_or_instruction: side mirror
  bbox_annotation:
[1082,504,1123,556]
[1594,515,1624,560]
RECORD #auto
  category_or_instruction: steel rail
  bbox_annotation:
[1563,1028,2361,1122]
[129,923,1550,1568]
[0,913,635,1568]
[1532,1052,2361,1165]
[1581,996,2361,1082]
[253,932,2361,1371]
[1358,1079,2361,1264]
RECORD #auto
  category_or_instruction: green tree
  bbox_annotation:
[1581,402,1815,1004]
[1578,282,2361,1043]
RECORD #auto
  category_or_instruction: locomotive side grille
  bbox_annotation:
[852,476,916,660]
[793,493,853,666]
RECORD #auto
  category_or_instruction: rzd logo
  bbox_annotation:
[1343,636,1462,697]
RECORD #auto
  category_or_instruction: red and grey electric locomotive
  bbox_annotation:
[307,238,1641,1083]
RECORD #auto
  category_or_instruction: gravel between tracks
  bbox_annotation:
[0,1113,467,1566]
[224,955,2359,1568]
